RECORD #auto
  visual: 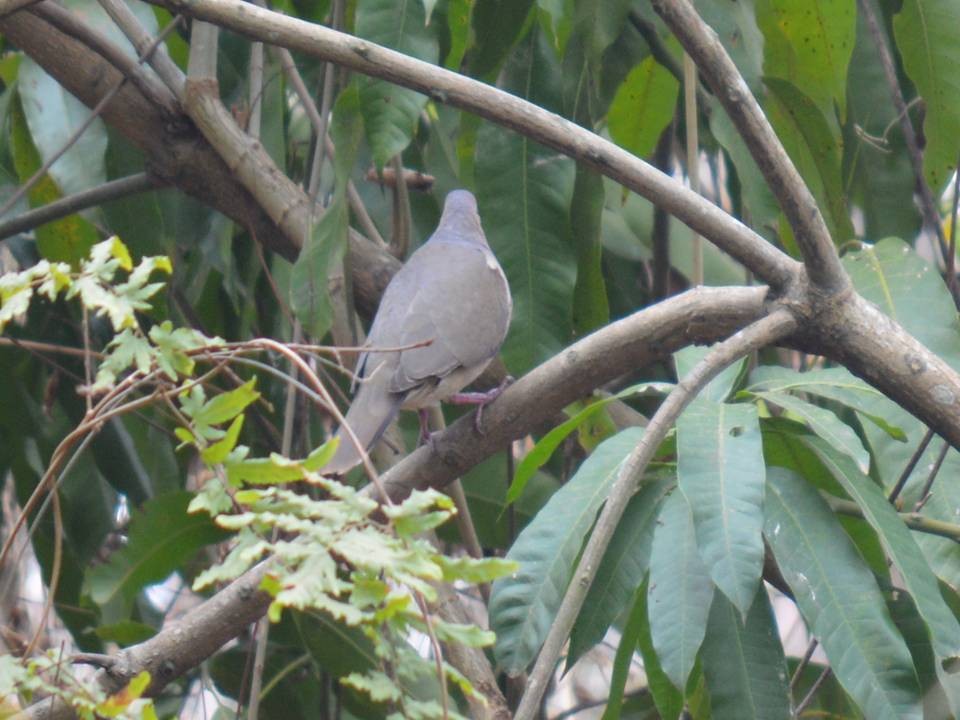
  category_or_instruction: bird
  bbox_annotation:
[324,189,512,475]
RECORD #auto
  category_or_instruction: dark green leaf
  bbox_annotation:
[569,166,609,335]
[290,197,349,340]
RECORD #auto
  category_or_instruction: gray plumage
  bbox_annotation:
[324,190,511,474]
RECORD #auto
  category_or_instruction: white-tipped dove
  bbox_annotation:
[324,189,512,475]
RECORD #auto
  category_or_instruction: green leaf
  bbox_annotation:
[607,57,680,159]
[648,490,715,691]
[634,575,684,720]
[86,492,230,609]
[746,365,906,440]
[678,398,765,615]
[700,591,791,720]
[489,427,642,673]
[752,389,871,473]
[355,0,438,165]
[466,0,536,78]
[675,345,746,403]
[764,77,854,245]
[697,0,765,93]
[190,378,260,427]
[755,0,856,117]
[600,584,646,720]
[9,94,97,265]
[893,0,960,193]
[290,197,349,340]
[764,468,922,720]
[569,166,609,335]
[476,109,575,375]
[201,415,244,464]
[805,436,960,664]
[568,476,673,666]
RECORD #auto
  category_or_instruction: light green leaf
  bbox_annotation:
[648,491,715,690]
[490,428,642,673]
[201,415,244,465]
[700,591,791,720]
[678,398,764,614]
[190,378,260,427]
[764,468,922,720]
[607,57,680,159]
[756,0,855,117]
[675,345,746,403]
[893,0,960,193]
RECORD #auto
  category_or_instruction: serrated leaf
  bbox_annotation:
[678,398,765,615]
[764,467,922,720]
[607,56,680,159]
[648,490,715,690]
[86,492,230,609]
[190,379,259,427]
[201,415,244,464]
[893,0,960,193]
[700,590,791,720]
[489,428,643,674]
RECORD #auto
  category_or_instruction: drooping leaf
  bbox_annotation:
[633,575,684,720]
[489,428,642,674]
[698,0,765,93]
[648,490,715,691]
[893,0,960,194]
[700,591,791,720]
[764,468,923,720]
[466,0,536,78]
[600,583,646,720]
[568,476,673,666]
[569,166,609,335]
[355,0,439,166]
[677,397,765,615]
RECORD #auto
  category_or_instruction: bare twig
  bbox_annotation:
[514,309,798,718]
[683,52,702,285]
[0,173,159,241]
[887,427,934,503]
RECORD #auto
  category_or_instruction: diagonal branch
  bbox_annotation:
[138,0,799,291]
[651,0,848,294]
[512,309,798,717]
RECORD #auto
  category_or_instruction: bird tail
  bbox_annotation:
[323,380,403,475]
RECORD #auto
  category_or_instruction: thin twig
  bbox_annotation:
[947,156,960,297]
[913,439,950,512]
[789,639,818,690]
[683,52,702,286]
[514,309,799,719]
[794,665,832,717]
[0,173,158,241]
[887,427,934,504]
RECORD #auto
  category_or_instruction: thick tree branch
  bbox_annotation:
[515,308,799,718]
[651,0,847,294]
[372,286,772,502]
[136,0,799,291]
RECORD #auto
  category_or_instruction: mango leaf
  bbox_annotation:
[489,427,642,674]
[700,591,791,720]
[467,0,537,78]
[765,77,854,245]
[842,238,960,590]
[675,345,746,403]
[752,389,870,473]
[631,575,683,720]
[290,197,349,340]
[755,0,855,117]
[648,490,715,691]
[677,398,764,615]
[893,0,960,194]
[355,0,439,166]
[607,56,680,159]
[570,166,609,335]
[697,0,765,93]
[475,38,576,374]
[86,492,230,609]
[600,584,646,720]
[764,468,923,720]
[805,436,960,664]
[567,476,673,666]
[9,94,97,265]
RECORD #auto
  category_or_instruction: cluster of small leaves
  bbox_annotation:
[0,653,156,720]
[0,237,214,391]
[175,381,516,718]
